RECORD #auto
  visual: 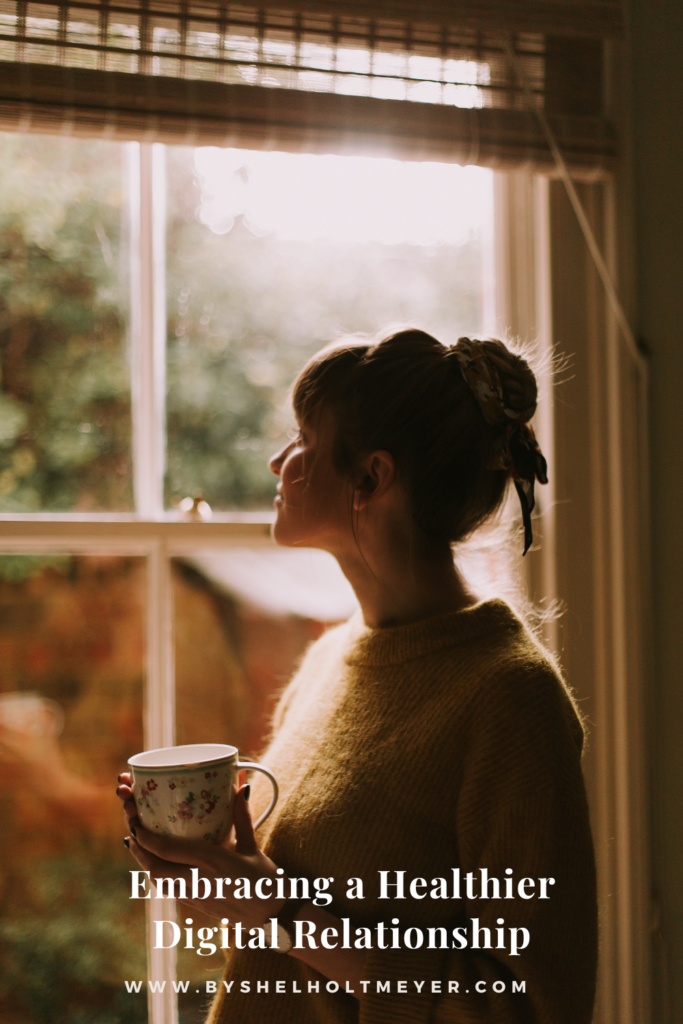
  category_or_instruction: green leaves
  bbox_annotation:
[0,134,132,512]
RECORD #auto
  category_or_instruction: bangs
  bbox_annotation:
[291,340,370,423]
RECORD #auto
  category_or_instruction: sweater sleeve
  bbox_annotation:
[359,662,598,1024]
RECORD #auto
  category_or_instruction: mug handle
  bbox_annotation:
[236,761,279,830]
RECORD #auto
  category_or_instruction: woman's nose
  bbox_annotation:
[269,444,287,476]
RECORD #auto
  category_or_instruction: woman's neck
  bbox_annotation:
[335,534,476,630]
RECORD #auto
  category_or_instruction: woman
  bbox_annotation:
[118,329,597,1024]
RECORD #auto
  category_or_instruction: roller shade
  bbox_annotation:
[0,1,619,172]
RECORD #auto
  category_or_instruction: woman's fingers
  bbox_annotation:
[123,802,140,833]
[233,785,257,856]
[132,824,219,869]
[127,836,193,883]
[116,784,132,804]
[123,813,283,932]
[117,783,139,828]
[116,773,132,804]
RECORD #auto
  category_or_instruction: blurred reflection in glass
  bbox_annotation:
[165,146,492,510]
[0,133,132,512]
[0,555,146,1023]
[172,546,356,1022]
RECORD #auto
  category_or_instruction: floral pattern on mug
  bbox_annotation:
[199,789,219,816]
[143,776,233,829]
[127,747,277,845]
[136,778,162,817]
[175,794,197,820]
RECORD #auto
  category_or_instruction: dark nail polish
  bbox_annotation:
[117,775,122,784]
[244,784,250,802]
[131,826,137,838]
[115,787,121,796]
[123,837,130,850]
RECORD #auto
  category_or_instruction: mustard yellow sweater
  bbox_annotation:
[208,599,597,1024]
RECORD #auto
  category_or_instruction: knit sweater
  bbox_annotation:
[207,599,597,1024]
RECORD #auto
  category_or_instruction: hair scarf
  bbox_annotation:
[451,338,548,556]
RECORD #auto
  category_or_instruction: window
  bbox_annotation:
[0,130,494,1023]
[0,4,651,1021]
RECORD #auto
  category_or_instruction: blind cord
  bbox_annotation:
[503,37,646,372]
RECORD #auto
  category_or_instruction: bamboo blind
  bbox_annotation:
[0,1,619,172]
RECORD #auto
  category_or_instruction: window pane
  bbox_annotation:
[165,147,493,510]
[0,554,147,1022]
[171,547,355,1021]
[0,133,133,512]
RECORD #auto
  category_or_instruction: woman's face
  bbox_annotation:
[269,410,352,551]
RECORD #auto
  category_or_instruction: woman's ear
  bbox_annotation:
[352,450,396,511]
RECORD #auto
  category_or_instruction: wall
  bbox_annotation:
[629,0,683,1021]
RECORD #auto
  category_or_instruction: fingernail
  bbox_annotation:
[244,784,250,802]
[117,775,122,784]
[123,837,130,850]
[131,826,137,838]
[115,787,121,796]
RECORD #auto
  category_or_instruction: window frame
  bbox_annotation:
[0,133,651,1024]
[495,167,651,1024]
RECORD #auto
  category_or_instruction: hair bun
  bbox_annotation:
[292,327,546,553]
[478,339,538,424]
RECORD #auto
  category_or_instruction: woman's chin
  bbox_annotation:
[270,514,297,547]
[271,516,318,550]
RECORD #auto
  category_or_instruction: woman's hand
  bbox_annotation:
[116,773,285,930]
[116,772,369,990]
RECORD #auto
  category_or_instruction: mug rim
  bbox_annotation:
[128,743,239,772]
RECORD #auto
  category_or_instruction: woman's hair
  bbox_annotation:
[291,328,540,547]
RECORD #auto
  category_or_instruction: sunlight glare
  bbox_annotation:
[194,148,493,247]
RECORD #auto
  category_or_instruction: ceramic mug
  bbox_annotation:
[0,691,65,738]
[127,743,279,843]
